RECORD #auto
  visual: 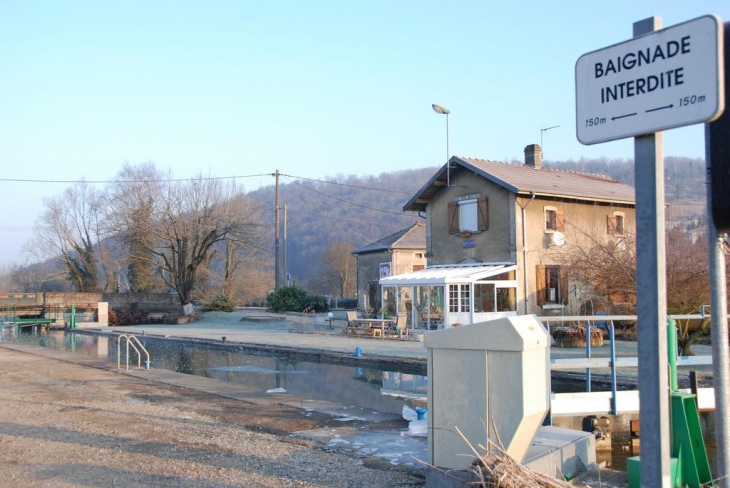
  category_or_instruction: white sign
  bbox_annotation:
[576,15,724,145]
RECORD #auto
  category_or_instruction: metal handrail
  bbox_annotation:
[117,334,150,371]
[539,313,715,416]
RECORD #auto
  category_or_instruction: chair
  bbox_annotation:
[395,313,409,340]
[346,311,358,335]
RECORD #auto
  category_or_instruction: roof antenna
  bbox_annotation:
[540,125,560,159]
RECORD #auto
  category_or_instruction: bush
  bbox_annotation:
[202,294,235,312]
[304,294,330,313]
[267,286,330,313]
[267,285,310,312]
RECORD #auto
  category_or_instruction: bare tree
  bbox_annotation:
[108,162,165,293]
[34,181,108,292]
[111,168,263,305]
[559,226,727,354]
[321,241,357,299]
[194,193,270,305]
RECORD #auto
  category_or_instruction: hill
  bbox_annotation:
[247,156,707,292]
[246,168,436,289]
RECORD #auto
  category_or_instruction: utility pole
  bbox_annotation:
[284,204,288,286]
[275,170,280,290]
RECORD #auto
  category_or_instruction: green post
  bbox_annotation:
[667,317,678,391]
[70,304,76,329]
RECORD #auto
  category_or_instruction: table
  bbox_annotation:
[352,318,395,339]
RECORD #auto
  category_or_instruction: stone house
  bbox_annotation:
[382,144,635,328]
[352,223,426,314]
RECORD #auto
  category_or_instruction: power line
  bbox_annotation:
[280,173,419,195]
[0,173,273,184]
[282,176,418,218]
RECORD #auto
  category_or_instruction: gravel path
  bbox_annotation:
[0,348,424,487]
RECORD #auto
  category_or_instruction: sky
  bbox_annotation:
[1,1,728,267]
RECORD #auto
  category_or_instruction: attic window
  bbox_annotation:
[607,212,625,235]
[544,206,565,233]
[448,197,488,234]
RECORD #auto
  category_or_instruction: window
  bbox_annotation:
[607,212,625,235]
[449,197,488,234]
[474,283,495,312]
[536,265,567,306]
[414,252,424,259]
[496,288,517,312]
[474,284,517,312]
[448,284,470,312]
[412,264,425,272]
[544,206,565,233]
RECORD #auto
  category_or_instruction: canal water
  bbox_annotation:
[2,328,718,474]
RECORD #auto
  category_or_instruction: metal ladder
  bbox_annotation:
[117,334,150,371]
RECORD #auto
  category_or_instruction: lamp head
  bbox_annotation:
[432,103,450,115]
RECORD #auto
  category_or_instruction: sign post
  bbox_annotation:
[706,19,730,485]
[576,14,724,487]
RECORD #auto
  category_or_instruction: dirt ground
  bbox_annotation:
[0,348,424,487]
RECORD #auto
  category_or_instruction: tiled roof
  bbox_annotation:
[404,156,635,212]
[352,223,426,255]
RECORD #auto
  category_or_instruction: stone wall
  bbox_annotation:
[0,292,182,315]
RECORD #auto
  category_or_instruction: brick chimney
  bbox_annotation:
[524,144,543,169]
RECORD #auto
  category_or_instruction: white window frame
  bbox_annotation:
[544,206,558,233]
[458,199,478,232]
[448,284,471,313]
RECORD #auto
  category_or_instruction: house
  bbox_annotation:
[380,144,636,329]
[352,223,426,315]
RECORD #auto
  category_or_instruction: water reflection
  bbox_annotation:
[3,328,720,476]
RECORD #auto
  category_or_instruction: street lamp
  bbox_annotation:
[432,103,451,187]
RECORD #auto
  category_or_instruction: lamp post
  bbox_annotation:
[432,103,451,187]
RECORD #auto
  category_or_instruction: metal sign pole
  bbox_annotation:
[634,16,671,488]
[706,20,730,482]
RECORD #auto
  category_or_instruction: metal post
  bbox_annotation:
[667,318,678,392]
[709,194,730,485]
[283,204,288,286]
[585,320,592,392]
[609,321,618,415]
[634,14,670,488]
[706,21,730,481]
[274,169,281,290]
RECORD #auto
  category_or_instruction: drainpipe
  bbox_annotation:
[519,193,536,315]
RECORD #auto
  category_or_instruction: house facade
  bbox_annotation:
[391,144,635,326]
[352,223,427,314]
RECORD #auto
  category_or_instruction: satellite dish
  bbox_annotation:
[616,239,627,251]
[551,231,566,247]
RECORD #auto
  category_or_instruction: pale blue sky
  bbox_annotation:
[1,1,727,266]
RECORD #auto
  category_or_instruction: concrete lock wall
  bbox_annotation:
[424,315,550,470]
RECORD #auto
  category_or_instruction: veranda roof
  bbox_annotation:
[379,263,517,286]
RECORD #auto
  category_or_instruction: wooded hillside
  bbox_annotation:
[248,156,706,293]
[2,156,707,299]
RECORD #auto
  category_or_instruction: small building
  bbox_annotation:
[383,144,636,330]
[352,223,426,314]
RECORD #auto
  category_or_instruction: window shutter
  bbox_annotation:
[559,267,569,305]
[477,197,489,231]
[536,265,546,305]
[448,201,459,234]
[607,215,617,235]
[556,210,566,232]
